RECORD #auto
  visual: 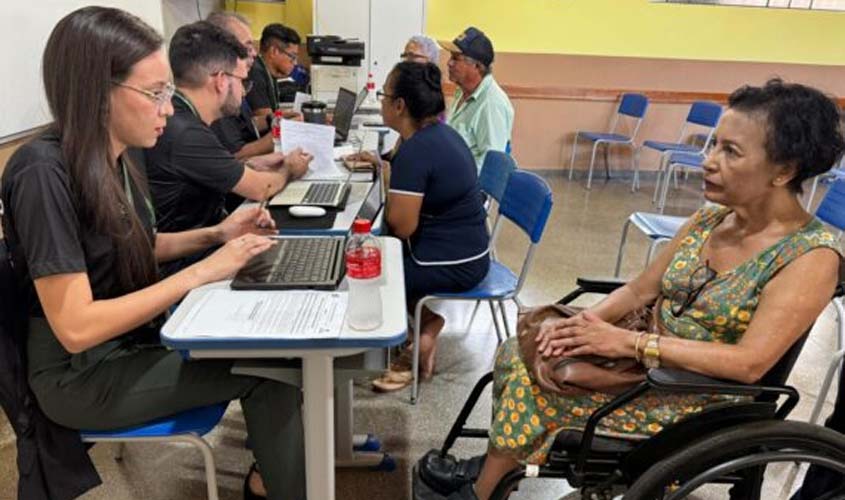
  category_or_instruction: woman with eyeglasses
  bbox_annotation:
[366,62,490,391]
[401,35,440,63]
[1,7,304,499]
[434,79,845,500]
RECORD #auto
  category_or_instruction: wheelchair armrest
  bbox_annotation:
[647,368,764,397]
[647,368,799,418]
[574,276,628,295]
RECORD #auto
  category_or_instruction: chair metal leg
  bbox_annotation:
[652,152,669,204]
[586,141,601,190]
[568,133,579,180]
[603,143,611,179]
[806,176,820,211]
[488,301,504,344]
[810,298,845,424]
[465,300,481,335]
[411,297,428,405]
[178,434,219,500]
[114,442,126,461]
[630,145,639,192]
[614,218,632,277]
[658,163,675,214]
[498,300,512,340]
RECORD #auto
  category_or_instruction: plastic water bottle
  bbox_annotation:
[271,109,283,153]
[364,73,378,106]
[345,218,382,330]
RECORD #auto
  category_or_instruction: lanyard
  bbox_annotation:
[173,90,200,118]
[257,55,279,109]
[120,158,156,228]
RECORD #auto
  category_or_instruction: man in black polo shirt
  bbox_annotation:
[207,11,272,161]
[145,22,311,273]
[246,23,306,123]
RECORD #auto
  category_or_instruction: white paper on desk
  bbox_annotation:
[281,119,344,179]
[292,92,311,114]
[173,289,348,339]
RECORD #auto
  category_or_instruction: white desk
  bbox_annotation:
[161,237,406,500]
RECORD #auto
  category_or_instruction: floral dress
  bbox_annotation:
[489,205,841,464]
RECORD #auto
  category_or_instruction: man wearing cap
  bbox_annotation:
[440,27,514,171]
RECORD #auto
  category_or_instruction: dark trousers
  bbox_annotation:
[28,320,305,500]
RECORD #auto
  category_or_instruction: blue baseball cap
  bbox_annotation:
[438,27,494,67]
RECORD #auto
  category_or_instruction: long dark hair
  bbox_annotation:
[42,6,162,290]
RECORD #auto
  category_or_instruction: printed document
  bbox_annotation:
[172,289,348,339]
[281,119,343,179]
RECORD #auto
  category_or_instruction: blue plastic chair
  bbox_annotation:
[613,212,689,277]
[410,171,553,404]
[807,155,845,211]
[657,151,707,213]
[634,100,722,197]
[568,93,649,190]
[81,402,228,500]
[806,179,845,425]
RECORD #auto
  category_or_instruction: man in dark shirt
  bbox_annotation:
[206,11,273,161]
[246,23,306,123]
[144,22,311,270]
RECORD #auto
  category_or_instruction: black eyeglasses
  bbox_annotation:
[670,260,716,317]
[376,90,395,102]
[219,71,253,93]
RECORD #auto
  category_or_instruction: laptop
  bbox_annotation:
[231,181,383,291]
[332,87,357,146]
[269,170,352,208]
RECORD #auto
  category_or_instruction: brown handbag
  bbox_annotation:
[517,304,656,397]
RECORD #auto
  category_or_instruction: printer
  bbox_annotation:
[307,35,365,66]
[307,35,366,104]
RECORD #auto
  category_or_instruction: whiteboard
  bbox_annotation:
[0,2,165,142]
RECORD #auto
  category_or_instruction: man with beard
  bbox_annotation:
[145,21,312,275]
[206,11,274,161]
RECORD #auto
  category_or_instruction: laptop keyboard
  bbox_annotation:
[267,238,340,285]
[303,183,340,204]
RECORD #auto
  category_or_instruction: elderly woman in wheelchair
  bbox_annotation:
[416,79,845,500]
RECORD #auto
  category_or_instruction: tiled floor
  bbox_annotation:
[0,172,840,499]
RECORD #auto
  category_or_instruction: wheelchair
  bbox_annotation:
[413,277,845,500]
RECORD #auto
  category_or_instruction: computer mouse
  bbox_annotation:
[289,205,327,218]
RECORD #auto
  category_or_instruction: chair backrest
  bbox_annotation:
[498,171,553,244]
[618,93,649,119]
[815,178,845,232]
[479,151,517,204]
[686,101,723,128]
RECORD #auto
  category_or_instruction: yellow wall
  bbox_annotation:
[426,0,845,66]
[224,0,313,40]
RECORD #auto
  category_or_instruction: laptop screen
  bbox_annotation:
[356,175,383,227]
[333,87,357,142]
[354,85,368,111]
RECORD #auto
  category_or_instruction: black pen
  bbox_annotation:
[256,184,272,227]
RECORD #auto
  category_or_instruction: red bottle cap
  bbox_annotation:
[352,218,372,234]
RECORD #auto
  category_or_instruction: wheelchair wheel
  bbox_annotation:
[623,420,845,500]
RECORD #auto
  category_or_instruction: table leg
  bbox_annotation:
[303,354,335,500]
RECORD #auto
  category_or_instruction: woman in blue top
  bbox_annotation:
[359,62,490,389]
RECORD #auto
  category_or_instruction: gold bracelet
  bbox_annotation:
[643,333,661,369]
[634,332,646,363]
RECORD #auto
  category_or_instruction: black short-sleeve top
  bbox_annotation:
[389,123,489,265]
[1,131,161,371]
[144,93,245,233]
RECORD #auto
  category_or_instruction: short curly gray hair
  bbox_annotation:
[407,35,440,63]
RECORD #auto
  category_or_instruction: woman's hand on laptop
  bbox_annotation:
[190,234,277,285]
[215,205,278,242]
[282,148,313,180]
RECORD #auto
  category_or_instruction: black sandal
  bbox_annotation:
[243,462,266,500]
[418,449,486,495]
